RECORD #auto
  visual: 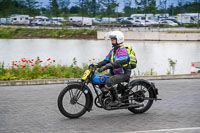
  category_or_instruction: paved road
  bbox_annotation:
[0,79,200,133]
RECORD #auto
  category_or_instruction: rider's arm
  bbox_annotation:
[97,60,109,68]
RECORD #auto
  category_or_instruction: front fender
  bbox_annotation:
[66,81,93,111]
[129,79,158,99]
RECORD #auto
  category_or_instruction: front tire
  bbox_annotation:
[57,84,91,118]
[128,82,154,114]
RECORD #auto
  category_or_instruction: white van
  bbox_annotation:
[0,18,7,24]
[177,13,199,24]
[68,17,84,24]
[82,18,92,26]
[10,15,31,25]
[130,14,154,21]
[69,17,93,26]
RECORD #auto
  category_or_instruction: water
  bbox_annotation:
[0,39,200,75]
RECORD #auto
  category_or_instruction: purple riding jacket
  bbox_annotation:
[105,47,129,74]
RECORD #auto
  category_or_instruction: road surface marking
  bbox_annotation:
[119,127,200,133]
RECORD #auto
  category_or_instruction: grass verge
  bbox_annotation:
[0,27,97,39]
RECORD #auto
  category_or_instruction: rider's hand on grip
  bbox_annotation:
[98,66,106,73]
[93,63,99,68]
[89,64,99,69]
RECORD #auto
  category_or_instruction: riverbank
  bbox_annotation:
[98,31,200,41]
[0,27,97,39]
[0,74,200,86]
[0,27,200,40]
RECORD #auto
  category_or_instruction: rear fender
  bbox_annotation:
[129,79,158,99]
[66,81,93,111]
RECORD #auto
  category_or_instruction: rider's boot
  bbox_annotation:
[108,87,122,107]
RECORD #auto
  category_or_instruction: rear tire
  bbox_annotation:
[57,84,91,118]
[128,82,154,114]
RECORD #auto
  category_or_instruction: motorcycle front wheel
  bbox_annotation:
[57,84,91,118]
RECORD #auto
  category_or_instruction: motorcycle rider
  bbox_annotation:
[96,31,134,106]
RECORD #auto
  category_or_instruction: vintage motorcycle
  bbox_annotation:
[57,64,161,118]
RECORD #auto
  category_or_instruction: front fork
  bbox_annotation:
[72,81,94,112]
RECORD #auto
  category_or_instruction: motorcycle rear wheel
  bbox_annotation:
[128,82,154,114]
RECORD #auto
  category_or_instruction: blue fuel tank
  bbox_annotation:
[92,74,110,84]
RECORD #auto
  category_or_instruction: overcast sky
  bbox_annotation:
[37,0,195,12]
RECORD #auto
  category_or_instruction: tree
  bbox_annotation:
[134,0,156,14]
[70,6,80,14]
[157,0,167,14]
[91,0,97,17]
[99,0,119,17]
[0,0,14,17]
[74,0,89,16]
[168,4,174,16]
[147,0,156,14]
[50,0,59,17]
[58,0,70,17]
[25,0,40,16]
[0,0,29,17]
[123,0,133,16]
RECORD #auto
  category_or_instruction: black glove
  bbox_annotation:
[88,64,99,69]
[98,66,107,73]
[94,64,99,68]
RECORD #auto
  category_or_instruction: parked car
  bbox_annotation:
[121,18,135,24]
[133,20,158,26]
[144,20,159,26]
[159,20,179,26]
[51,17,65,22]
[31,18,51,26]
[92,18,101,24]
[50,20,63,26]
[160,18,180,25]
[121,20,133,24]
[116,17,124,23]
[101,17,117,23]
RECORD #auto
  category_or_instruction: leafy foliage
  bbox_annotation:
[167,58,177,75]
[0,27,97,39]
[0,57,87,80]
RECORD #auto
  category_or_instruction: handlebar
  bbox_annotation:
[88,64,98,71]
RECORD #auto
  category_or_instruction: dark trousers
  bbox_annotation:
[105,74,130,87]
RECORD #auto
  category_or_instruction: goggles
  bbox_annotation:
[109,35,117,39]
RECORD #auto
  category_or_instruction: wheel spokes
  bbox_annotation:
[62,88,86,115]
[131,85,150,105]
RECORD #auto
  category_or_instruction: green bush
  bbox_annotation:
[0,57,87,80]
[184,23,200,28]
[0,27,97,39]
[0,27,15,38]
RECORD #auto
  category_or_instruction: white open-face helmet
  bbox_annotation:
[108,31,124,44]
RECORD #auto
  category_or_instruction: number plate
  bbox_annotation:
[82,70,91,80]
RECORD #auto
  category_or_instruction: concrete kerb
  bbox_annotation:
[0,78,78,86]
[0,74,200,86]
